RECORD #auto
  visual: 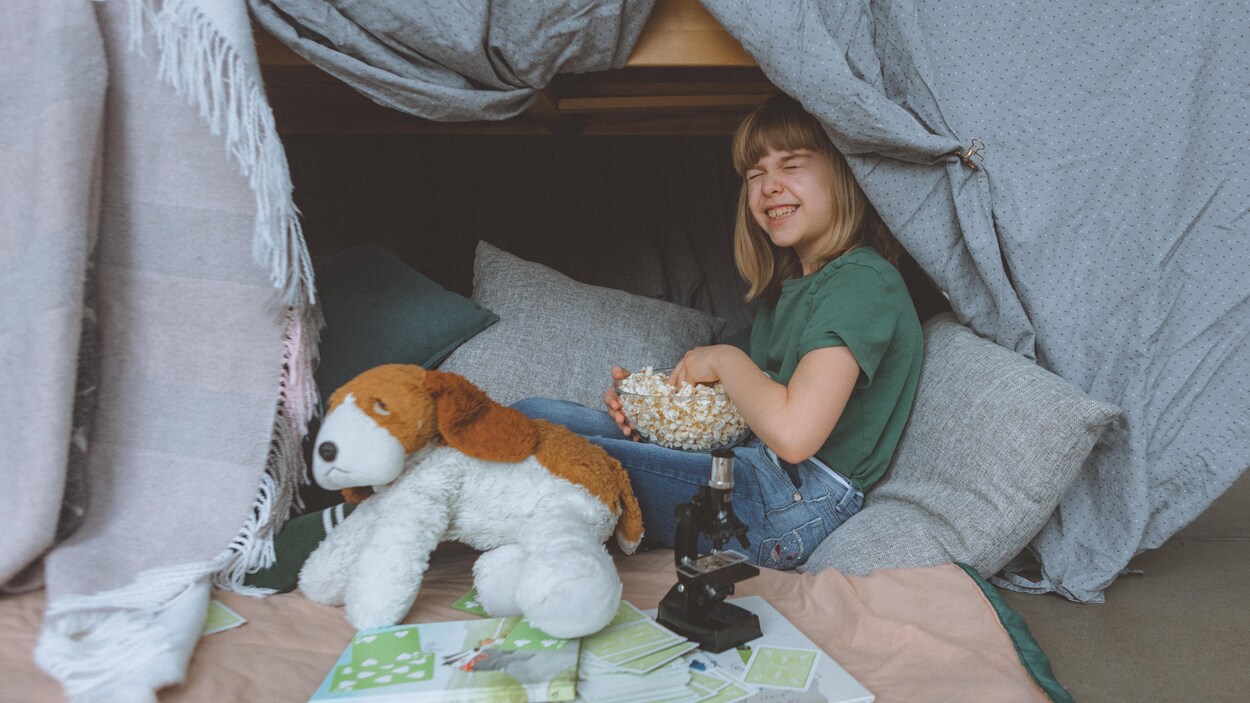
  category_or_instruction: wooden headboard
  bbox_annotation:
[256,0,778,135]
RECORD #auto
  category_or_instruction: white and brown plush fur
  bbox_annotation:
[299,364,643,637]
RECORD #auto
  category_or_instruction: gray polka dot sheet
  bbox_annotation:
[705,0,1250,601]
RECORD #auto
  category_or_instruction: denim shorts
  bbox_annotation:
[511,397,864,570]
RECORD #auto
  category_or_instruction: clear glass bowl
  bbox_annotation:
[614,368,751,452]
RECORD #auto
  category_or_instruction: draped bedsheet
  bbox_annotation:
[699,0,1250,602]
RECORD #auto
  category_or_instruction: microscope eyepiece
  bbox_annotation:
[709,448,735,489]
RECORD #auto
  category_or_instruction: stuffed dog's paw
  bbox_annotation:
[344,574,420,630]
[517,544,622,639]
[298,503,379,606]
[298,544,347,606]
[473,544,527,617]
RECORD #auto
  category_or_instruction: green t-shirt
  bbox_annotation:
[749,247,923,490]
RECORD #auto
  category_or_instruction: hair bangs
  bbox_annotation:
[732,97,834,175]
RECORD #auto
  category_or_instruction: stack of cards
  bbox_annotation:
[574,602,783,703]
[576,602,700,702]
[581,602,698,673]
[448,591,868,703]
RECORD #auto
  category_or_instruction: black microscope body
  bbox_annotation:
[656,449,763,653]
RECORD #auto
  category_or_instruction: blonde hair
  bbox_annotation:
[732,94,900,302]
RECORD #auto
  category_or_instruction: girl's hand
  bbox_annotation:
[669,346,728,388]
[602,366,640,440]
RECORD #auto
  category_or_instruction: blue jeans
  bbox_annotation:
[511,398,864,571]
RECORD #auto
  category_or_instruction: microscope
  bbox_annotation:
[656,448,762,653]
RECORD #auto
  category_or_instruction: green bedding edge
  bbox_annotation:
[955,563,1075,703]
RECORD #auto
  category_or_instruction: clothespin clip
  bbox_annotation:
[954,138,986,171]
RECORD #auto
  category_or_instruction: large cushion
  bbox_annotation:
[439,241,725,410]
[803,313,1120,577]
[314,242,499,397]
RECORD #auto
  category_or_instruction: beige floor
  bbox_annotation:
[1001,471,1250,703]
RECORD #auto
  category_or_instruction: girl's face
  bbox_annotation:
[745,148,837,270]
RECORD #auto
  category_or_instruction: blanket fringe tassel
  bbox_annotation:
[35,557,226,701]
[126,0,316,307]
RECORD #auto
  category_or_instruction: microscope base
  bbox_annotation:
[656,585,762,653]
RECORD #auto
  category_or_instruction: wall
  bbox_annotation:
[284,134,949,334]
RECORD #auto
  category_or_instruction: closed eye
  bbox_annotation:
[374,400,391,415]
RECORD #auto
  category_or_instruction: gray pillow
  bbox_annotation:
[440,241,726,410]
[802,313,1120,577]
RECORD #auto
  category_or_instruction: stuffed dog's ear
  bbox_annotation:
[425,371,539,462]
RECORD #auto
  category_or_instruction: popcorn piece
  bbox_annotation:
[616,367,749,451]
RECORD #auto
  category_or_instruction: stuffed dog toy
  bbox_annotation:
[298,364,643,638]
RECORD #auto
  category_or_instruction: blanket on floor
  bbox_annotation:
[0,548,1072,703]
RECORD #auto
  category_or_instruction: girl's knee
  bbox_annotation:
[510,396,574,419]
[510,397,548,413]
[510,397,615,436]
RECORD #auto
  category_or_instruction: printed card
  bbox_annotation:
[330,650,435,693]
[201,600,246,635]
[349,626,422,666]
[497,618,569,651]
[742,645,820,691]
[612,640,699,674]
[450,588,491,617]
[686,669,730,698]
[698,679,756,703]
[601,599,650,631]
[582,618,686,667]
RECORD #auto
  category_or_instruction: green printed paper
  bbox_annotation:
[201,600,246,635]
[330,651,435,693]
[743,645,819,690]
[349,626,422,666]
[450,588,491,617]
[686,670,729,698]
[601,600,648,630]
[310,615,580,702]
[701,681,753,703]
[499,618,569,651]
[613,641,699,674]
[582,620,683,665]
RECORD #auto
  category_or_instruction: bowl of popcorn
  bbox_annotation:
[614,367,751,452]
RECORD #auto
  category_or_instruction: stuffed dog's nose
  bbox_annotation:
[318,441,338,462]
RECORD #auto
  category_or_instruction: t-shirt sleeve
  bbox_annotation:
[797,265,901,386]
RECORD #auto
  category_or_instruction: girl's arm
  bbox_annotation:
[670,344,859,464]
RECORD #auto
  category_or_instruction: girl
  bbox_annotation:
[513,95,923,570]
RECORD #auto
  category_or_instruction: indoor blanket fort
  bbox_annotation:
[3,0,1246,701]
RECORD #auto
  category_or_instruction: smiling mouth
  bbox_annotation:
[767,206,798,220]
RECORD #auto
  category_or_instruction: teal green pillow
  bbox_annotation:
[314,242,499,398]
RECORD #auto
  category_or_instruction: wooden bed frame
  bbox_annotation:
[256,0,778,135]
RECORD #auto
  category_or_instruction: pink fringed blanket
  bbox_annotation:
[0,0,315,699]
